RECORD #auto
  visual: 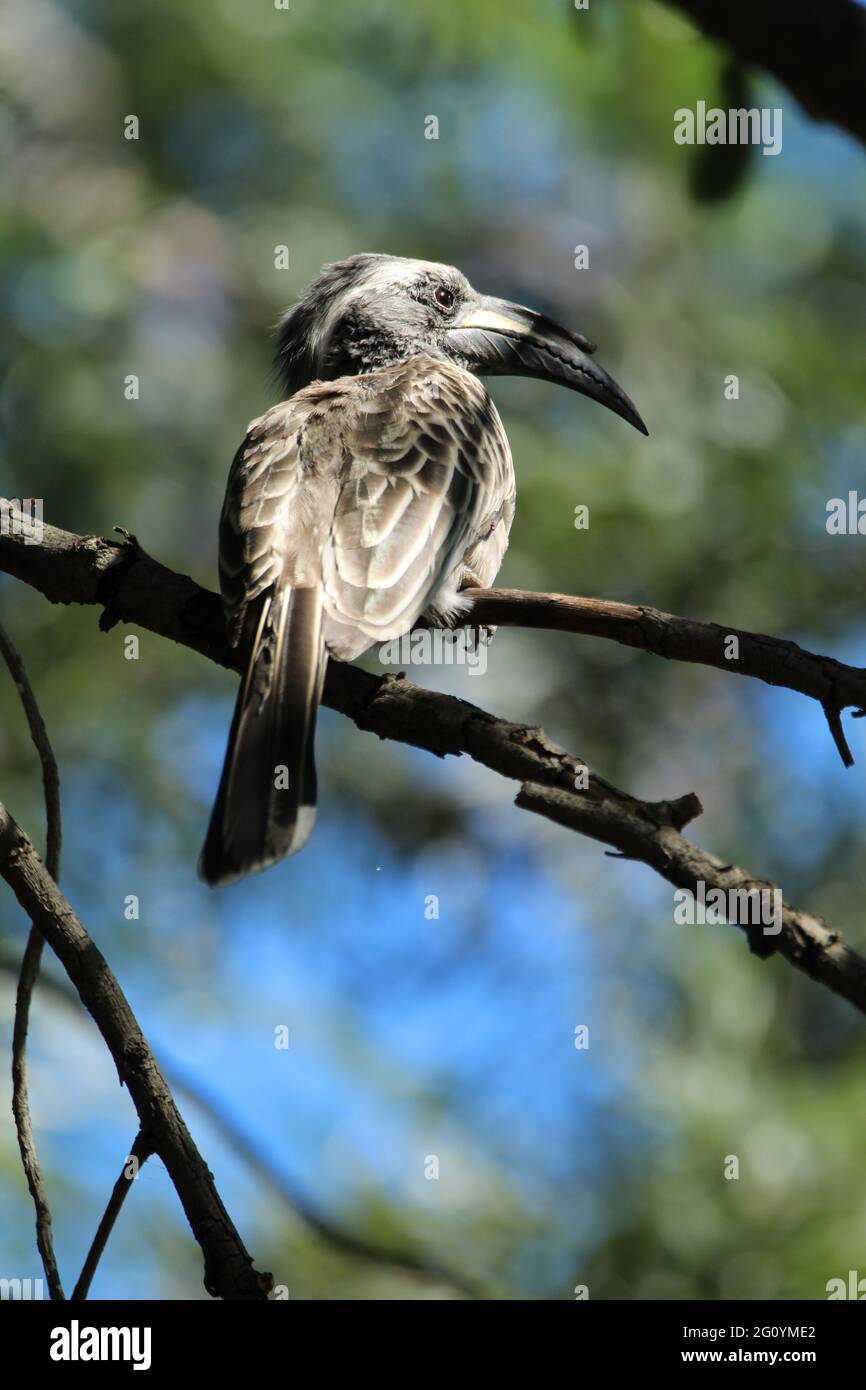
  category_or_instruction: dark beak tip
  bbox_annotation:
[611,392,648,437]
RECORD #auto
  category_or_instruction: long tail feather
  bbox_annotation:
[198,584,326,886]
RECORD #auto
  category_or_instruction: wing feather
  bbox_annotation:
[218,357,513,662]
[320,360,512,657]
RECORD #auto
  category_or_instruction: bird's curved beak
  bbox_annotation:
[445,295,648,435]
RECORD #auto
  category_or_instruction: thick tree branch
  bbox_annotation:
[663,0,866,148]
[0,803,270,1300]
[3,512,864,750]
[1,509,865,1016]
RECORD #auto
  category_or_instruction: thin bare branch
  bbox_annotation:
[0,620,64,1300]
[459,588,865,765]
[0,624,61,874]
[516,780,866,1010]
[71,1130,154,1301]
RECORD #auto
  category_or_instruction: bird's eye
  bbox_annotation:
[434,286,455,310]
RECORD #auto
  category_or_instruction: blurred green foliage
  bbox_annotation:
[2,0,866,1300]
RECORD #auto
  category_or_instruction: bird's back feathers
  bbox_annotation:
[199,356,515,884]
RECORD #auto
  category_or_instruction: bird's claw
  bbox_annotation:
[467,623,496,648]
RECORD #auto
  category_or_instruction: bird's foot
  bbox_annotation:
[466,622,496,649]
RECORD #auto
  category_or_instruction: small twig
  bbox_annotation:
[0,620,64,1301]
[71,1131,154,1301]
[821,701,854,768]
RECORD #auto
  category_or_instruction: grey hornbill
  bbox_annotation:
[200,253,647,885]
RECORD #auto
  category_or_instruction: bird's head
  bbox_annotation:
[275,253,647,434]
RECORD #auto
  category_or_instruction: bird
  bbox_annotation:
[199,253,646,886]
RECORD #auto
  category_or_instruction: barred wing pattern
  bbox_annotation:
[218,355,515,661]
